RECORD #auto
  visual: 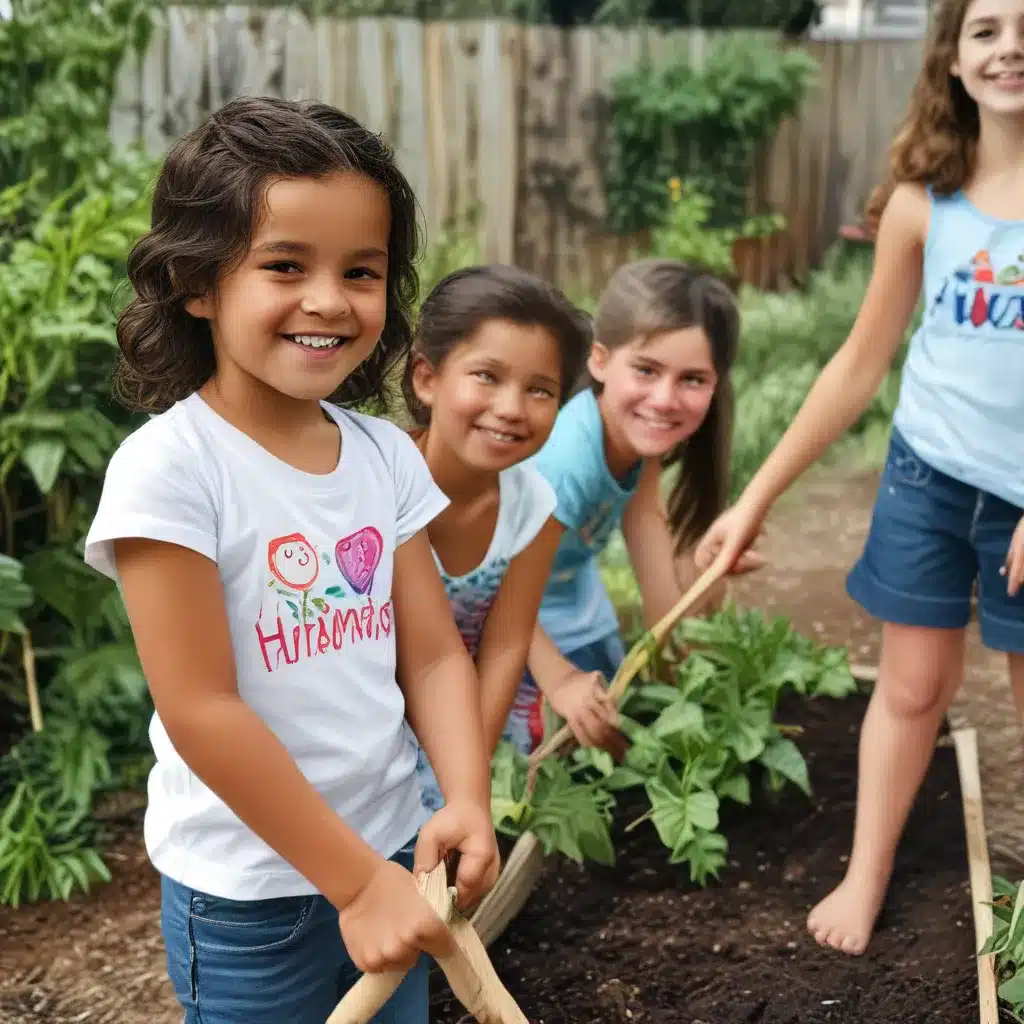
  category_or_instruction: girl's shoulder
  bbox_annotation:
[494,462,557,561]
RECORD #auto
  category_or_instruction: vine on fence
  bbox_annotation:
[603,35,817,236]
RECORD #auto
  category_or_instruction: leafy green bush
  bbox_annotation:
[651,177,786,281]
[491,604,857,884]
[605,36,817,235]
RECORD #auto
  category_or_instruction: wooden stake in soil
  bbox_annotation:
[950,727,999,1024]
[22,631,43,733]
[328,862,529,1024]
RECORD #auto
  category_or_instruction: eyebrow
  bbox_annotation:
[253,240,388,261]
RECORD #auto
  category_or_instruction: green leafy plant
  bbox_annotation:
[605,36,817,236]
[491,605,857,884]
[0,0,157,909]
[652,177,786,281]
[491,742,616,865]
[980,876,1024,1020]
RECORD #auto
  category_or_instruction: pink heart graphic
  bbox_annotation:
[335,527,384,595]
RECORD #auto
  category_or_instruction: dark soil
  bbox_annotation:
[431,690,978,1024]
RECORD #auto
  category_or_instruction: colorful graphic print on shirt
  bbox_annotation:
[933,248,1024,332]
[439,557,509,658]
[255,528,392,673]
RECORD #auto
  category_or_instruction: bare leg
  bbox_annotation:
[807,623,965,955]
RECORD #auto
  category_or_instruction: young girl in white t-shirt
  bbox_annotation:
[83,96,499,1024]
[401,265,591,808]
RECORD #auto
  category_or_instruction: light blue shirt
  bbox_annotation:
[527,389,642,652]
[893,189,1024,508]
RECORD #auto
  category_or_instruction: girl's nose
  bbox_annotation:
[494,386,527,420]
[300,279,352,320]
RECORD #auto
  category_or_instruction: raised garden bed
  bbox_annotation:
[431,689,978,1024]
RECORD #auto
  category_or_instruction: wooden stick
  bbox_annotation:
[951,727,999,1024]
[470,831,545,948]
[328,861,529,1024]
[22,631,42,733]
[527,553,731,774]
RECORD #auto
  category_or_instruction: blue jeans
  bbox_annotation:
[505,631,627,754]
[847,428,1024,652]
[160,839,429,1024]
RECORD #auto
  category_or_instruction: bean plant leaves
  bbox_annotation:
[491,605,857,888]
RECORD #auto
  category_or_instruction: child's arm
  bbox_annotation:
[116,538,454,972]
[392,528,500,906]
[473,517,564,754]
[697,183,929,570]
[621,459,730,629]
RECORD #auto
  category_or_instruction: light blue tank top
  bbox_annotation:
[892,189,1024,509]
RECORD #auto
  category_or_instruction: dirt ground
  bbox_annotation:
[434,692,976,1024]
[0,463,1019,1023]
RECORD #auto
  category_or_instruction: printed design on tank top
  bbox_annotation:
[440,557,509,658]
[932,248,1024,332]
[255,529,392,673]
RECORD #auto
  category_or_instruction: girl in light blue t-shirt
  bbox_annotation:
[514,259,758,757]
[695,0,1024,959]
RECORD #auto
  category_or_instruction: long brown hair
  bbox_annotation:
[865,0,978,229]
[591,259,739,556]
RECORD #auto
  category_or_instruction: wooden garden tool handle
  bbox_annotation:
[327,862,453,1024]
[528,551,732,770]
[327,861,529,1024]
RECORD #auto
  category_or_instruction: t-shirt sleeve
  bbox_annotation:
[507,466,558,559]
[384,423,450,547]
[83,425,219,583]
[529,431,593,534]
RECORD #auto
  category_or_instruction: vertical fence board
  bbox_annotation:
[112,15,926,294]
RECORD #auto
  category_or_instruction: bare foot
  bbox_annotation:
[806,869,890,955]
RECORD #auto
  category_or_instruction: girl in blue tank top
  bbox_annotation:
[696,0,1024,959]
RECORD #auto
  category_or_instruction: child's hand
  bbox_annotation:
[548,671,626,758]
[414,799,500,911]
[337,858,455,974]
[1002,515,1024,597]
[695,501,766,576]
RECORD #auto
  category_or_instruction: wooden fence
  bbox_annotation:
[110,8,926,293]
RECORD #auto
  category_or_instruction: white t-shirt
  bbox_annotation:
[415,463,555,810]
[84,393,449,900]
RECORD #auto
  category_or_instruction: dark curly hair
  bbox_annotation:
[114,95,421,413]
[589,259,739,555]
[402,264,592,428]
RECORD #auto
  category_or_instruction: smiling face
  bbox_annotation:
[953,0,1024,116]
[411,318,563,472]
[268,533,320,590]
[589,327,718,469]
[186,170,391,403]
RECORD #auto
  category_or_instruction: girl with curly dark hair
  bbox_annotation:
[83,96,499,1023]
[697,0,1024,958]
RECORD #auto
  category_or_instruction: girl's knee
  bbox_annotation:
[878,667,954,719]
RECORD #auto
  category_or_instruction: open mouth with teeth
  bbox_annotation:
[987,69,1024,83]
[284,334,349,351]
[476,426,527,444]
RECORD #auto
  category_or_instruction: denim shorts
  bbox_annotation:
[847,428,1024,652]
[504,631,627,754]
[160,838,428,1024]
